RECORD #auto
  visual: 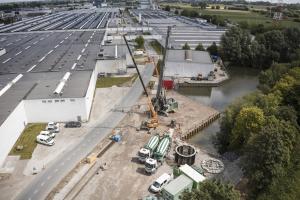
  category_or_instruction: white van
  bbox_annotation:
[150,173,172,193]
[39,130,56,138]
[36,135,55,146]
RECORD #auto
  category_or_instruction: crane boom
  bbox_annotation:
[123,35,158,123]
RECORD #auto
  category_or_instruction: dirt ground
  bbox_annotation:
[72,92,242,200]
[74,113,172,200]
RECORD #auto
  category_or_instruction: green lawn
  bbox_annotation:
[199,9,300,28]
[9,123,46,159]
[149,40,164,55]
[96,74,138,88]
[161,3,300,28]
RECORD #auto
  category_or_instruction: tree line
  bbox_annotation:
[214,23,300,199]
[220,26,300,69]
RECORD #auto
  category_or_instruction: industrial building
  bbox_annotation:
[0,70,96,166]
[165,49,215,78]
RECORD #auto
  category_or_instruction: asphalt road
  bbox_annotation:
[15,64,155,200]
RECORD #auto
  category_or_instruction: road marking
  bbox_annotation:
[77,55,81,60]
[40,37,44,41]
[87,39,90,43]
[27,65,36,72]
[60,162,65,166]
[2,58,11,63]
[69,33,72,36]
[33,189,38,194]
[60,40,64,44]
[15,51,22,55]
[47,175,51,180]
[81,48,85,53]
[25,46,31,49]
[0,74,23,97]
[6,43,12,46]
[85,43,88,47]
[46,34,49,37]
[33,41,38,45]
[39,56,46,62]
[47,50,53,55]
[54,168,58,172]
[65,36,69,39]
[71,63,77,70]
[54,44,60,49]
[41,182,45,186]
[15,39,21,42]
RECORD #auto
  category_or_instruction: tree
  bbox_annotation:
[220,26,252,66]
[135,36,144,49]
[207,42,218,55]
[182,42,190,50]
[180,179,240,200]
[257,30,287,62]
[216,5,220,9]
[195,43,205,51]
[174,9,179,15]
[243,117,298,194]
[230,106,265,150]
[165,5,170,12]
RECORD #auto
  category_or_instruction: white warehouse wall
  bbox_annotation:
[0,101,27,167]
[23,98,88,122]
[84,70,97,119]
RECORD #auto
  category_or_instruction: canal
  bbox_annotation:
[177,67,260,154]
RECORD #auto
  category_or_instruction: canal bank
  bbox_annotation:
[177,67,260,153]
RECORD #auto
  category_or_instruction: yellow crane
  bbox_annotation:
[123,35,158,130]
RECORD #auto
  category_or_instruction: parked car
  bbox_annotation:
[46,122,59,133]
[65,121,81,128]
[149,173,172,193]
[36,135,55,146]
[39,130,56,138]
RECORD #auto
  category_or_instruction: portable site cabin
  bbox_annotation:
[179,164,206,188]
[161,174,193,200]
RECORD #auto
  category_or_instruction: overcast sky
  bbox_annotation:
[0,0,299,4]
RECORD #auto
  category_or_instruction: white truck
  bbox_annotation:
[138,134,160,163]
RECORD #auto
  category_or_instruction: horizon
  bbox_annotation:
[0,0,300,4]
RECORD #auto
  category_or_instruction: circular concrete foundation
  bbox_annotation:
[175,144,196,165]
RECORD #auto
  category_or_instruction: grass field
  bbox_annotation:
[9,123,46,159]
[96,74,138,88]
[199,9,299,28]
[161,3,300,28]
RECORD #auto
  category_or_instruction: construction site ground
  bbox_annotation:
[69,91,235,200]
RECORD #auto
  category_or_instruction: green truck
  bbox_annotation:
[145,134,171,174]
[138,134,160,163]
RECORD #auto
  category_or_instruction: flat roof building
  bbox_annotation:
[161,174,193,200]
[165,49,215,78]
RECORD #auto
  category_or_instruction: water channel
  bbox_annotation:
[177,67,260,154]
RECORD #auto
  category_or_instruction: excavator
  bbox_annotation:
[123,35,158,130]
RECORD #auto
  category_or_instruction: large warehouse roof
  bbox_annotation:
[165,50,215,78]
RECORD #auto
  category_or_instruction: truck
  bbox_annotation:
[145,134,172,174]
[138,134,160,163]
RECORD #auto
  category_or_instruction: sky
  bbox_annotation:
[0,0,299,4]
